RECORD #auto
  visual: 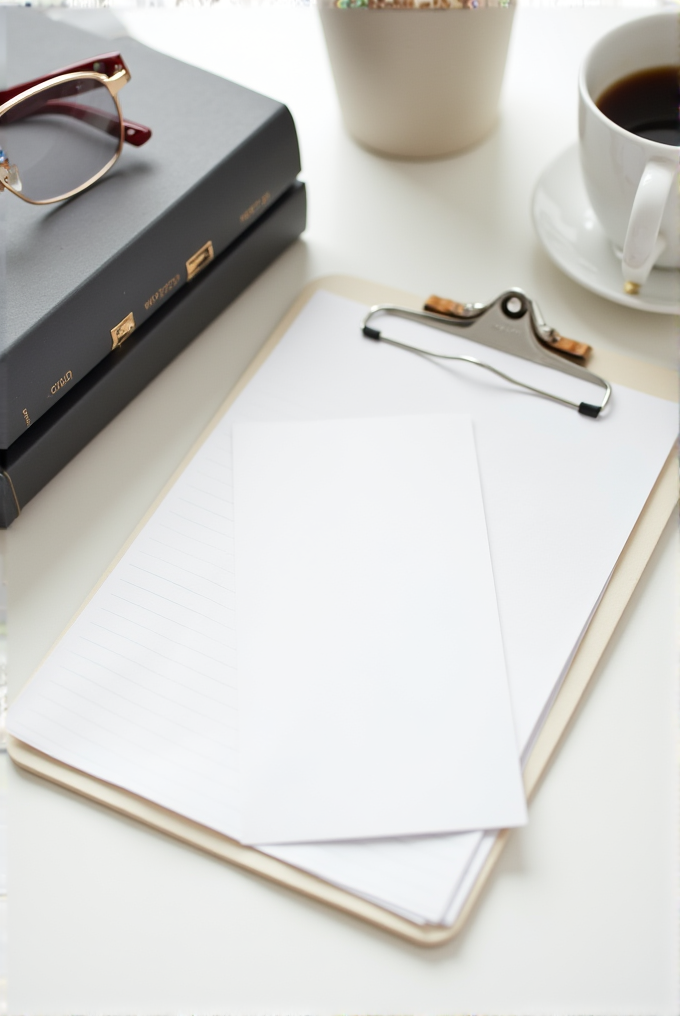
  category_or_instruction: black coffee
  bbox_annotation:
[596,65,680,146]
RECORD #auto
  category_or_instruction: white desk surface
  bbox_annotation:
[6,6,678,1014]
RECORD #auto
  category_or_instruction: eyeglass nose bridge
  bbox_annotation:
[0,161,22,193]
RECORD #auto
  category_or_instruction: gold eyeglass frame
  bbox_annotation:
[0,65,129,206]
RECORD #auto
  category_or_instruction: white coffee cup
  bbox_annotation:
[579,12,680,293]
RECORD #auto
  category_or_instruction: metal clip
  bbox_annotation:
[111,311,136,350]
[362,289,611,418]
[186,241,214,282]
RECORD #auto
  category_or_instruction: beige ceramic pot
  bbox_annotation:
[319,4,515,159]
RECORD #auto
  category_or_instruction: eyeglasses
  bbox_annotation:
[0,52,152,205]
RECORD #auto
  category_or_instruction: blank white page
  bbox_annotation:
[8,289,677,926]
[234,415,527,843]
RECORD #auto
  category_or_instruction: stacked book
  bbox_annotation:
[0,11,306,526]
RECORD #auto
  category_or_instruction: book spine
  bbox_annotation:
[0,182,306,527]
[0,105,301,449]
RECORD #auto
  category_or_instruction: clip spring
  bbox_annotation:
[362,289,611,418]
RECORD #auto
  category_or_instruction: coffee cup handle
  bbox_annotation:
[622,158,675,290]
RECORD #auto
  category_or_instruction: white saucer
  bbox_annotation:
[532,144,680,315]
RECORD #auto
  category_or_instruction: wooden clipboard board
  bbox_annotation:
[8,275,678,947]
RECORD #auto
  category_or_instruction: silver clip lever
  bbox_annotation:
[362,289,611,418]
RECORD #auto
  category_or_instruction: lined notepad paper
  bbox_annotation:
[8,290,677,926]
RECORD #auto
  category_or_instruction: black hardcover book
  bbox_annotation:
[1,10,301,448]
[0,180,307,527]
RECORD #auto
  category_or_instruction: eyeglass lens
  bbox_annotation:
[0,77,121,202]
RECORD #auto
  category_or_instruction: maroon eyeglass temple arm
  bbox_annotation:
[0,52,152,147]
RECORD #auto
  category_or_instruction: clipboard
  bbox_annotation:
[8,275,678,947]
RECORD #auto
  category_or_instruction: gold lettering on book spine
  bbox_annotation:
[48,371,74,396]
[145,274,181,311]
[240,191,271,224]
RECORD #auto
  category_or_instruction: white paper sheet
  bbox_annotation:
[233,415,527,843]
[8,290,677,926]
